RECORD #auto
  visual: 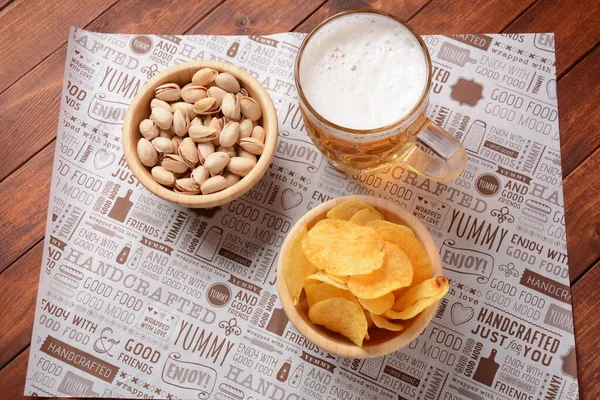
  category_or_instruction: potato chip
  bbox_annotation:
[304,282,358,307]
[347,242,413,299]
[303,219,384,275]
[305,271,349,289]
[308,298,368,347]
[283,225,317,305]
[370,313,405,331]
[349,208,383,226]
[327,199,378,220]
[358,293,395,315]
[385,277,449,320]
[370,223,432,285]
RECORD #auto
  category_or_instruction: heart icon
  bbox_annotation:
[418,196,423,201]
[153,311,158,315]
[94,149,115,169]
[148,306,153,311]
[451,302,474,326]
[281,188,303,210]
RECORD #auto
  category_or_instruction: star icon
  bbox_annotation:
[288,170,294,176]
[70,116,76,122]
[120,372,127,378]
[155,388,162,394]
[300,176,306,182]
[494,41,501,46]
[470,289,476,295]
[167,395,173,400]
[103,132,109,138]
[82,122,88,128]
[541,58,547,63]
[529,54,535,59]
[517,49,523,55]
[506,45,512,51]
[132,377,139,384]
[277,166,284,172]
[457,283,464,290]
[93,127,98,133]
[143,383,149,389]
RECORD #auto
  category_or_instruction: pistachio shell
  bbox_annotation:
[181,84,208,103]
[221,93,241,120]
[204,152,230,176]
[178,137,199,168]
[215,72,241,93]
[207,86,228,105]
[151,98,173,111]
[171,136,183,153]
[151,106,173,130]
[152,137,174,153]
[193,97,220,114]
[201,175,228,194]
[175,178,201,194]
[151,166,176,187]
[227,157,256,177]
[155,83,181,101]
[239,119,253,139]
[159,129,175,139]
[139,119,159,140]
[171,102,197,119]
[161,154,189,174]
[191,166,210,188]
[237,148,258,163]
[173,109,190,137]
[137,138,159,167]
[250,126,266,143]
[240,96,262,121]
[189,124,218,143]
[239,137,264,155]
[192,68,218,86]
[219,121,240,147]
[209,117,224,134]
[216,146,236,158]
[197,142,215,164]
[223,172,241,187]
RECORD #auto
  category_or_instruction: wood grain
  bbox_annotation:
[0,242,41,370]
[295,0,430,32]
[505,0,600,77]
[0,144,53,273]
[572,260,600,400]
[0,348,29,398]
[0,0,118,93]
[410,0,535,33]
[563,146,600,281]
[0,0,222,182]
[557,46,600,177]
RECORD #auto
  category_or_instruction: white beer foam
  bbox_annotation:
[299,13,427,130]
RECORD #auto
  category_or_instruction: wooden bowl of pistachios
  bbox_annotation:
[122,61,277,208]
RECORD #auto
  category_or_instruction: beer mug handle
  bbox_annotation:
[400,118,467,182]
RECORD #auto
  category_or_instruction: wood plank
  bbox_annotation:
[0,0,119,93]
[505,0,600,77]
[571,261,600,400]
[409,0,535,33]
[187,0,324,34]
[295,0,430,32]
[0,0,221,182]
[563,146,600,281]
[0,348,29,398]
[0,242,41,370]
[0,144,53,272]
[557,46,600,177]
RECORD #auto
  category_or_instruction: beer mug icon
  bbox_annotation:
[196,226,223,261]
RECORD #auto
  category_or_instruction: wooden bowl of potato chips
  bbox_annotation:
[276,195,448,358]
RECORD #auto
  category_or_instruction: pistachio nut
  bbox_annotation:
[161,154,189,174]
[207,86,228,105]
[204,152,230,176]
[223,171,241,187]
[240,96,262,121]
[215,72,241,93]
[152,137,174,154]
[151,98,173,111]
[155,83,181,102]
[221,93,241,120]
[173,109,190,137]
[189,124,218,143]
[151,166,176,187]
[237,148,258,163]
[174,178,201,194]
[193,97,220,115]
[227,157,256,177]
[216,146,236,158]
[178,137,199,168]
[239,137,264,155]
[138,138,159,167]
[209,117,224,134]
[192,68,218,86]
[191,166,210,188]
[151,106,173,130]
[219,121,240,147]
[139,119,159,140]
[197,142,215,164]
[239,119,253,139]
[250,126,266,142]
[159,128,175,139]
[171,102,197,119]
[181,84,208,104]
[201,175,228,195]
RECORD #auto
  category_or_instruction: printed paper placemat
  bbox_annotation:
[25,28,579,400]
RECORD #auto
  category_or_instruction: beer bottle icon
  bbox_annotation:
[289,363,304,388]
[227,39,240,58]
[127,247,143,270]
[237,42,251,62]
[116,242,131,264]
[276,358,292,382]
[472,348,499,387]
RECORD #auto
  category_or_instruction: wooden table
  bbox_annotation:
[0,0,598,398]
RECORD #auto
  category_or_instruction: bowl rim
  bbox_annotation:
[276,195,444,358]
[122,60,278,208]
